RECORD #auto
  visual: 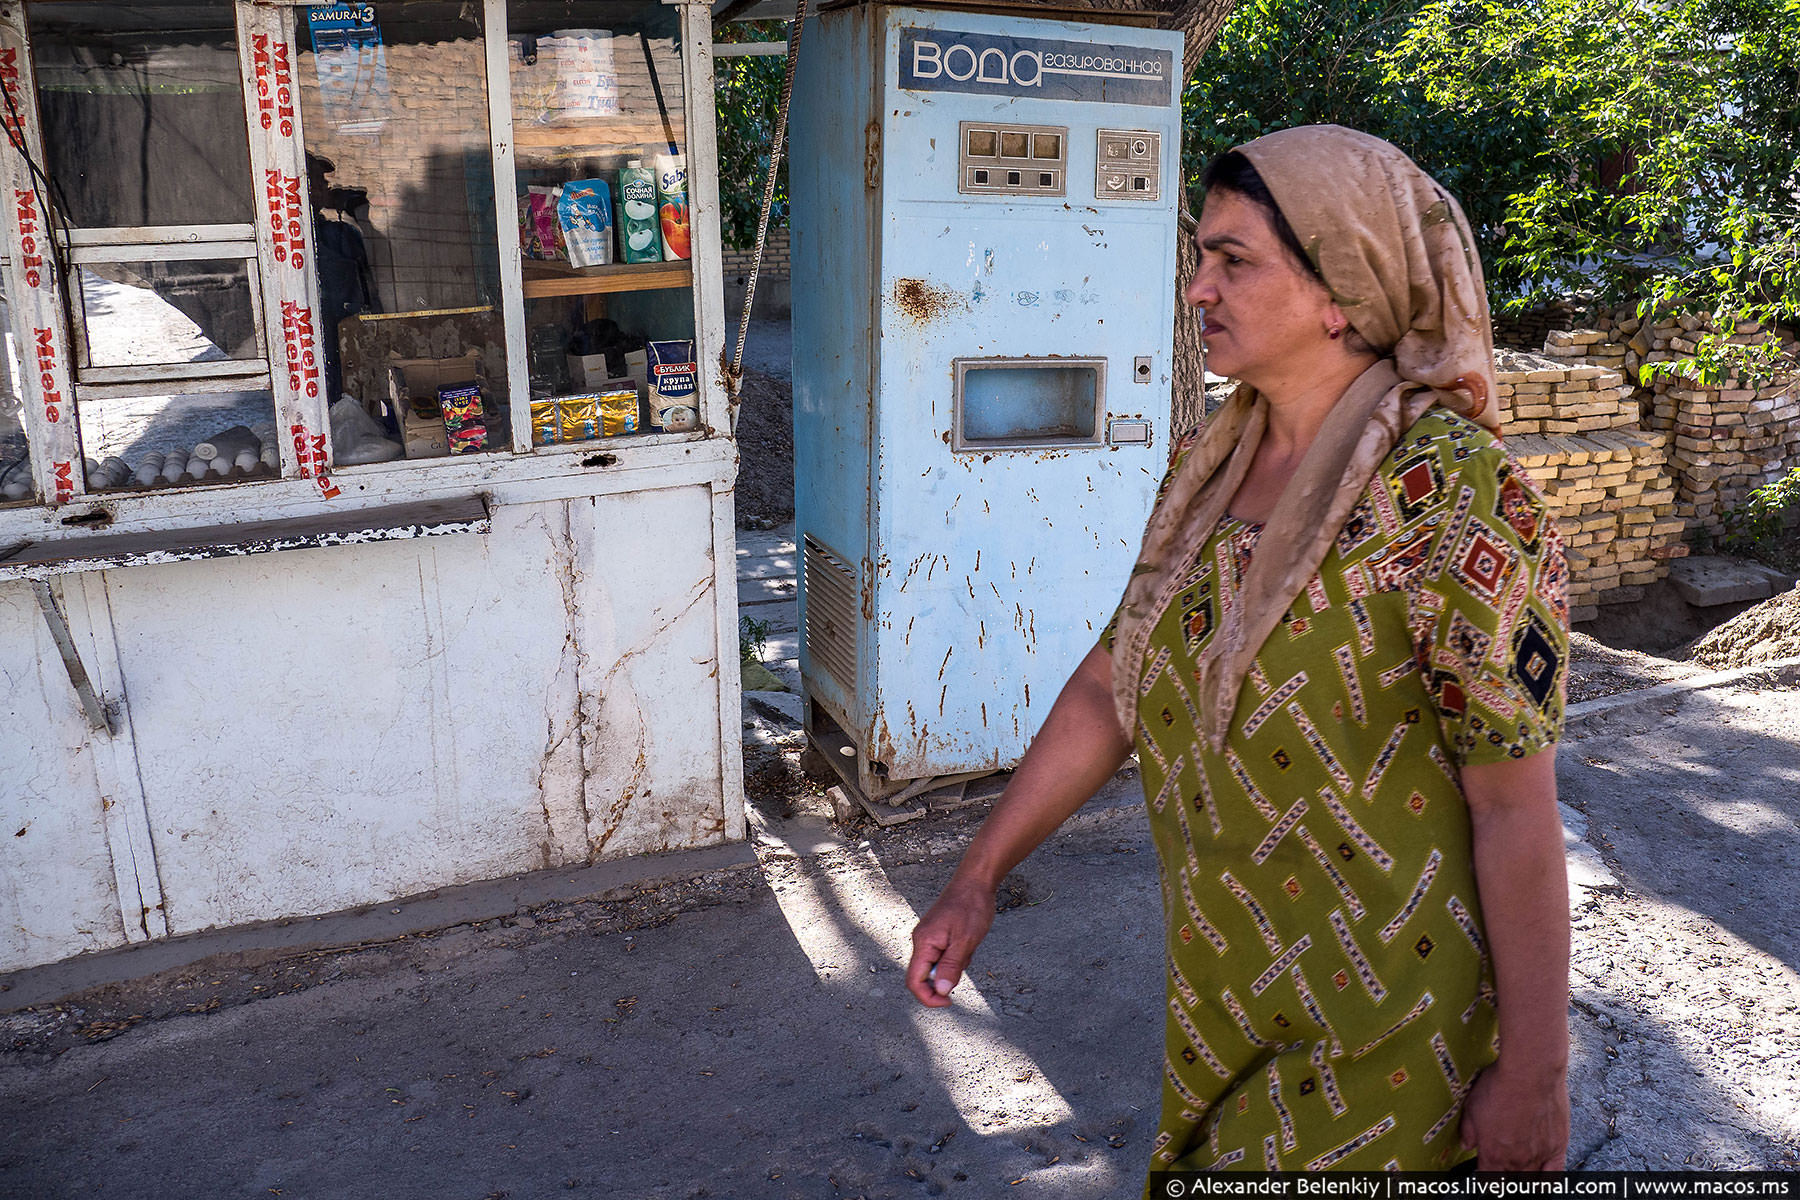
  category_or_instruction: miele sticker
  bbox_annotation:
[32,327,63,424]
[280,300,320,398]
[252,33,296,136]
[898,28,1173,106]
[266,169,307,271]
[289,422,340,499]
[14,188,45,288]
[0,47,24,141]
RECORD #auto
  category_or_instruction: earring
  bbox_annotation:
[1328,325,1343,340]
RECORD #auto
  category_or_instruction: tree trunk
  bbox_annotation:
[1087,0,1238,432]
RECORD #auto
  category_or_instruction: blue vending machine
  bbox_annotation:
[790,3,1182,806]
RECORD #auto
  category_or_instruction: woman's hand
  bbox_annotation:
[903,645,1130,1010]
[1458,1060,1570,1169]
[906,880,997,1006]
[1459,749,1571,1170]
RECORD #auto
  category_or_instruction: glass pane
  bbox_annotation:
[28,1,253,228]
[75,388,279,492]
[508,0,692,437]
[295,1,509,458]
[1,328,33,505]
[77,260,260,369]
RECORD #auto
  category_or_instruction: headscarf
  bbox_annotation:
[1110,125,1500,750]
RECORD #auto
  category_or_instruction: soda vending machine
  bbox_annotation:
[790,3,1182,807]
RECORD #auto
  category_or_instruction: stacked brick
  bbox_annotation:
[721,227,791,282]
[1496,351,1684,622]
[1625,314,1800,536]
[1490,297,1594,352]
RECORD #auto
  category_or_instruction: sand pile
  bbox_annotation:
[1687,585,1800,669]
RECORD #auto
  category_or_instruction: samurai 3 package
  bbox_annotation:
[438,382,487,455]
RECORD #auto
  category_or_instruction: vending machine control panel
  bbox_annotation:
[959,121,1069,197]
[1095,128,1162,202]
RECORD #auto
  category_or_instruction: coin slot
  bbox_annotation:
[974,168,990,184]
[1133,176,1148,191]
[1039,172,1053,187]
[1007,170,1021,186]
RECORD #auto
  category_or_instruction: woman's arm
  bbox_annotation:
[906,644,1133,1007]
[1457,747,1571,1169]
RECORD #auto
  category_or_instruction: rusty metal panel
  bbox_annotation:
[792,6,1180,786]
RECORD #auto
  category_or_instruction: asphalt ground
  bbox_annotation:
[2,677,1797,1197]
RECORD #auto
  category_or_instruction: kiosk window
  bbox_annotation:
[74,260,262,371]
[73,387,280,492]
[28,1,253,229]
[296,0,509,463]
[953,358,1106,450]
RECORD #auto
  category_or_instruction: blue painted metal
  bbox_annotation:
[792,3,1181,796]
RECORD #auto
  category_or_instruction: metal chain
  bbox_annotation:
[724,0,807,428]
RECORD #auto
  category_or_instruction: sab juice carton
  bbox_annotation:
[654,154,690,261]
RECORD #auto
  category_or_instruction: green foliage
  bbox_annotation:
[739,613,772,665]
[1721,464,1800,559]
[1388,0,1800,379]
[1180,0,1549,279]
[713,21,792,250]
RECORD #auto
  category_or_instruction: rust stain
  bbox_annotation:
[939,684,948,716]
[938,645,953,681]
[894,277,962,326]
[1024,682,1031,706]
[974,549,981,572]
[980,702,988,729]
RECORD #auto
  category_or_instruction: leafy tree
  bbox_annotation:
[1388,0,1800,381]
[712,21,793,250]
[1180,0,1550,283]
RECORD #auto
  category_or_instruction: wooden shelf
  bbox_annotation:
[521,260,691,299]
[512,117,686,151]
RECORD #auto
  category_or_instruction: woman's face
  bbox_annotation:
[1184,189,1338,384]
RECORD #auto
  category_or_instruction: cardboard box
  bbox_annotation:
[566,352,609,391]
[388,353,482,460]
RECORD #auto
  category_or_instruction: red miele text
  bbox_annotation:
[0,48,23,141]
[280,300,319,398]
[51,459,73,504]
[33,327,63,423]
[265,170,307,270]
[15,188,44,288]
[251,34,295,136]
[289,423,340,499]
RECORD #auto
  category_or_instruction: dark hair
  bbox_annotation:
[1199,150,1320,280]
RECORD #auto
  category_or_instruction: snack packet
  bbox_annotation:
[558,178,614,268]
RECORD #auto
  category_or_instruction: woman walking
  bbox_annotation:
[906,126,1571,1176]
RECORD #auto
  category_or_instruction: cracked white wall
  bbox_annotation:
[0,485,736,971]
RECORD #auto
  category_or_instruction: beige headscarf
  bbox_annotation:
[1110,125,1500,751]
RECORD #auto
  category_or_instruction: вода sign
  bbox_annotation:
[897,28,1173,107]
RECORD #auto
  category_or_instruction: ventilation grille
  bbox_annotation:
[802,534,858,690]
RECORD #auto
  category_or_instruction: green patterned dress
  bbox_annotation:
[1105,409,1569,1176]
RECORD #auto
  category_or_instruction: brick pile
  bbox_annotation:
[721,226,791,281]
[1496,351,1685,621]
[1490,297,1593,352]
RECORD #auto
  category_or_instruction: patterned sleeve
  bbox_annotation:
[1100,422,1205,653]
[1413,440,1570,767]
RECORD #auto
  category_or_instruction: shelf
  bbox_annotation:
[521,260,691,299]
[512,117,685,151]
